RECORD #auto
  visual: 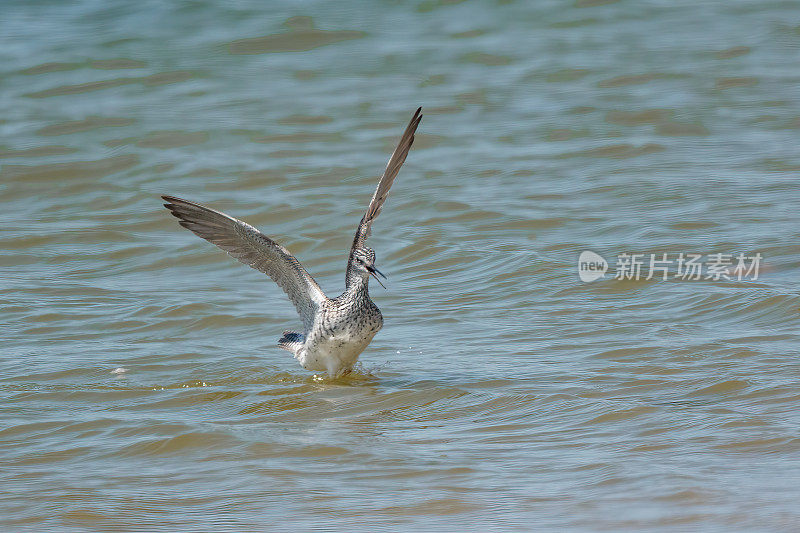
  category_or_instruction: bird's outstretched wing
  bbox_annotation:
[162,195,326,332]
[348,107,422,258]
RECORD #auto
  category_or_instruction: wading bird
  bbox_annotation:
[162,108,422,377]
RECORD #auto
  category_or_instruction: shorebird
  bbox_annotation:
[162,107,422,377]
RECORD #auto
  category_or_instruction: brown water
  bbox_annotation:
[2,1,800,531]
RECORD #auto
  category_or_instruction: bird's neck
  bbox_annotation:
[345,270,370,295]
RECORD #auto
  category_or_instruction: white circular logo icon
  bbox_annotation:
[578,251,608,282]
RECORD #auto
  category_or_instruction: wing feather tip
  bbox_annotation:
[161,194,183,204]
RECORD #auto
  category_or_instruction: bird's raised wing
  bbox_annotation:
[349,107,422,258]
[162,195,326,332]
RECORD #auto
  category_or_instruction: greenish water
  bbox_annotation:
[2,1,800,531]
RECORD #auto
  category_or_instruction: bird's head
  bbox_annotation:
[349,246,386,288]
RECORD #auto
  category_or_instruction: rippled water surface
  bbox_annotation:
[3,1,800,531]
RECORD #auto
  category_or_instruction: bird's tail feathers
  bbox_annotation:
[278,330,305,353]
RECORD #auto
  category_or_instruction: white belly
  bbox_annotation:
[297,329,379,377]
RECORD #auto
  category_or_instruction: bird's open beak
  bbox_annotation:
[367,265,387,289]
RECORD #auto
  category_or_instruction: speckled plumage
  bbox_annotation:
[162,108,421,377]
